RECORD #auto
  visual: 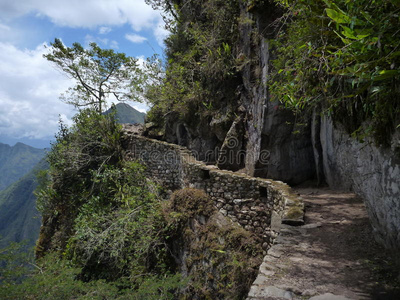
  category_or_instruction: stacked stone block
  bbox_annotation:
[123,131,301,251]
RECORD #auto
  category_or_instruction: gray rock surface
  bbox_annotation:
[308,293,352,300]
[238,5,316,185]
[150,1,400,254]
[216,115,245,171]
[248,285,293,299]
[319,116,400,253]
[247,188,395,300]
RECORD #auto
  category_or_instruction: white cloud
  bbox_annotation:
[153,19,169,47]
[84,34,96,46]
[110,40,119,49]
[0,42,149,141]
[0,42,75,139]
[0,23,10,31]
[0,22,25,44]
[99,26,111,35]
[125,33,147,44]
[0,0,167,45]
[84,34,113,48]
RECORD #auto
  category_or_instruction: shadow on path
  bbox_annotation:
[247,187,399,300]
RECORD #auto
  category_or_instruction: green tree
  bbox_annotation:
[44,39,145,113]
[30,108,184,297]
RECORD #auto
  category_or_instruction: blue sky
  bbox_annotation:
[0,0,167,148]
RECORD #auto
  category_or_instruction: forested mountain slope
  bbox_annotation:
[0,159,47,249]
[0,142,45,191]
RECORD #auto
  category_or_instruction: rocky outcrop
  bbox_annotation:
[148,1,400,253]
[172,3,316,184]
[216,114,246,171]
[240,3,316,185]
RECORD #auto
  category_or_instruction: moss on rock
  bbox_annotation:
[164,188,263,299]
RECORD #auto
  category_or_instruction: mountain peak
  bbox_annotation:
[14,142,28,148]
[0,141,45,191]
[104,103,146,124]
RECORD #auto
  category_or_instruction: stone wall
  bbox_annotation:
[319,116,400,253]
[122,127,303,251]
[123,132,183,190]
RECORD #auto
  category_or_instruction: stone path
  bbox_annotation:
[247,187,399,300]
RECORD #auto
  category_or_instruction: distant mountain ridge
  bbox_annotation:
[0,142,46,249]
[0,105,145,249]
[104,103,146,124]
[0,142,46,191]
[0,159,48,249]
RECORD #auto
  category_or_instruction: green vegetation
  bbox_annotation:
[35,109,129,256]
[145,0,241,131]
[0,243,182,300]
[7,108,184,298]
[104,102,146,124]
[44,39,147,113]
[0,110,261,298]
[1,188,262,299]
[0,142,45,191]
[145,0,399,146]
[270,0,400,144]
[164,188,263,299]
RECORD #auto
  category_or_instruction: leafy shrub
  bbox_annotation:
[66,162,168,281]
[32,109,184,297]
[145,0,241,130]
[0,251,182,300]
[271,0,400,144]
[168,188,215,221]
[163,188,263,299]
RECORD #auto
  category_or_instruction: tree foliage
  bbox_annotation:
[145,0,241,128]
[31,109,184,297]
[270,0,400,144]
[36,110,123,224]
[44,39,146,113]
[0,250,182,300]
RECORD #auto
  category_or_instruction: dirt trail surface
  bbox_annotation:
[247,187,399,300]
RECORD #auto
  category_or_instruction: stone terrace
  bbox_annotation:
[122,125,304,252]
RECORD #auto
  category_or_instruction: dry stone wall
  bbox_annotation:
[122,127,303,251]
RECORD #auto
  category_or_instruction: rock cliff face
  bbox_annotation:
[238,4,316,185]
[149,1,400,253]
[238,3,400,252]
[156,2,317,185]
[318,117,400,253]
